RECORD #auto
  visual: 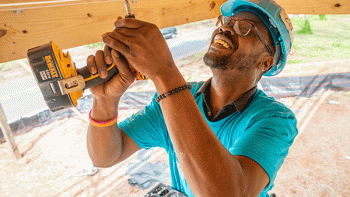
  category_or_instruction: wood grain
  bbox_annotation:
[0,0,349,63]
[0,0,118,11]
[281,0,350,15]
[0,0,223,63]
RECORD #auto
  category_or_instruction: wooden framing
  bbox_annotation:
[0,0,350,63]
[0,0,224,63]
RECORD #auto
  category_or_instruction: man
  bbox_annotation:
[86,0,297,196]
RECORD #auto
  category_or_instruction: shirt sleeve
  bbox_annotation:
[118,95,169,150]
[229,105,298,189]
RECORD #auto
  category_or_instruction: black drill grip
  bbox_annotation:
[77,63,119,90]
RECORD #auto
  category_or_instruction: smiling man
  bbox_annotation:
[86,0,297,196]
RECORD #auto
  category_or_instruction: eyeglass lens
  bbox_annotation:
[216,15,253,36]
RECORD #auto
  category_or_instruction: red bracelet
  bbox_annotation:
[89,110,118,127]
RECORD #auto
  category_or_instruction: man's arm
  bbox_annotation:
[87,97,141,167]
[86,47,141,167]
[102,19,269,196]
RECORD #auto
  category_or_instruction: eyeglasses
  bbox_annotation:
[216,15,273,56]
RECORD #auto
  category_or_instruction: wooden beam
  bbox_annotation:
[282,0,350,15]
[0,0,118,11]
[0,103,22,160]
[0,0,223,63]
[0,0,349,63]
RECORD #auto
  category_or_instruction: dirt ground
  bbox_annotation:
[270,90,350,196]
[1,43,350,196]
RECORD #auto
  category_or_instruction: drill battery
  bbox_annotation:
[27,41,84,112]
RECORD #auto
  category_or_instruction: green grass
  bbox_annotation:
[287,60,305,64]
[319,15,327,20]
[87,42,104,49]
[296,19,313,34]
[288,15,350,64]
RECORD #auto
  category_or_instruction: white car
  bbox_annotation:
[160,27,177,39]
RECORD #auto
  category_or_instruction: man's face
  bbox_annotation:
[203,11,270,72]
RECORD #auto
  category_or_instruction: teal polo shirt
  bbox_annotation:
[119,81,298,197]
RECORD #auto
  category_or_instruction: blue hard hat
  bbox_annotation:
[220,0,294,76]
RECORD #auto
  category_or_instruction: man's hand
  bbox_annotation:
[101,19,177,81]
[87,45,135,100]
[86,45,141,168]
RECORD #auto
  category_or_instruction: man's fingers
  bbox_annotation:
[107,49,135,87]
[87,55,97,74]
[103,45,113,65]
[112,27,136,38]
[111,49,132,75]
[95,50,108,78]
[114,18,145,29]
[102,32,130,57]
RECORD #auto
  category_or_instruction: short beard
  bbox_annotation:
[203,51,231,70]
[203,50,261,72]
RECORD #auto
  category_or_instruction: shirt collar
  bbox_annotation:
[195,78,257,114]
[195,78,211,98]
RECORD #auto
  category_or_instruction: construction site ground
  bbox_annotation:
[1,48,350,196]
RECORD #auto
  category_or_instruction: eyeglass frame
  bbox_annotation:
[216,15,274,56]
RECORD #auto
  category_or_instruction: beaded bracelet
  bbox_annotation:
[155,84,192,102]
[89,110,118,127]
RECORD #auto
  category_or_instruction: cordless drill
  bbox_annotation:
[27,0,146,112]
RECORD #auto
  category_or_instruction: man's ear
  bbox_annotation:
[258,53,274,72]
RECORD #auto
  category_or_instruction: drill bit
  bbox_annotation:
[123,0,148,80]
[125,0,135,18]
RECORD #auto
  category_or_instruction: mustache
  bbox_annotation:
[210,32,223,45]
[210,31,238,48]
